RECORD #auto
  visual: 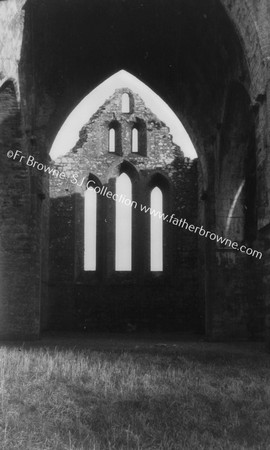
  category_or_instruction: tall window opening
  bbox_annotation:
[84,187,97,270]
[150,187,163,271]
[109,127,116,153]
[115,173,132,271]
[122,93,130,113]
[132,128,139,153]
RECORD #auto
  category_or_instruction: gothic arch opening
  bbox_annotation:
[49,70,197,161]
[47,77,200,331]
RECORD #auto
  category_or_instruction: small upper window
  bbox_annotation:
[132,128,139,153]
[122,93,130,113]
[131,119,147,156]
[108,121,122,155]
[109,128,116,153]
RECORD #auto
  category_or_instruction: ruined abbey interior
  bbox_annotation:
[0,0,269,342]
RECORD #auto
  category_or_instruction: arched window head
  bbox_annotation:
[115,173,132,271]
[150,187,163,272]
[84,186,97,271]
[109,127,116,153]
[121,93,130,113]
[132,128,139,153]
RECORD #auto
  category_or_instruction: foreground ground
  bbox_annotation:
[0,334,270,449]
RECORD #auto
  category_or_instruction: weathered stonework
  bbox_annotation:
[48,89,199,331]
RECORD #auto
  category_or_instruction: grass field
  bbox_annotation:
[0,335,270,450]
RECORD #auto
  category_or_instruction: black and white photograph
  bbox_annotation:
[0,0,270,448]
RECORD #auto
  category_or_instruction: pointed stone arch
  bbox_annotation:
[0,0,269,339]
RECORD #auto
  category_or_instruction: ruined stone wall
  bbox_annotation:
[220,0,270,229]
[213,0,270,342]
[0,0,48,338]
[48,89,199,331]
[0,79,41,338]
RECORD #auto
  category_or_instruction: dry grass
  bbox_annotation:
[0,336,270,449]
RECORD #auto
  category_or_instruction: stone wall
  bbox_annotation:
[48,89,200,332]
[0,79,41,338]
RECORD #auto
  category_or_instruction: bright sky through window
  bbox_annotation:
[109,128,115,152]
[132,128,139,153]
[122,93,130,112]
[151,187,163,272]
[84,187,97,270]
[115,173,132,271]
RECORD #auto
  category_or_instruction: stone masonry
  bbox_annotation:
[48,89,199,332]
